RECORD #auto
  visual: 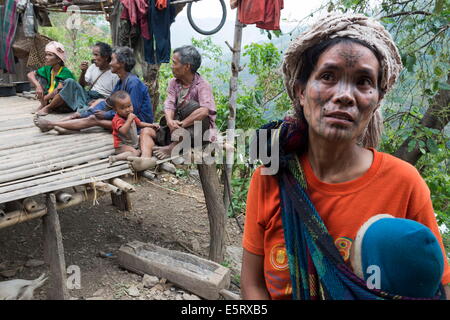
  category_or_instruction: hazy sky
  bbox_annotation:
[178,0,324,23]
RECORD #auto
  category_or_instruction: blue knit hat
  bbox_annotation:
[351,214,444,298]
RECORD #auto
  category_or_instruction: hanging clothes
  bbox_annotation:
[143,0,176,64]
[120,0,151,40]
[155,0,167,10]
[0,0,20,73]
[238,0,284,31]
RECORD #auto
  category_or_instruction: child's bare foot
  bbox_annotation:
[152,145,172,160]
[33,117,54,132]
[54,126,78,135]
[127,156,157,171]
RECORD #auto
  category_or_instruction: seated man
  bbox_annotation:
[35,42,119,116]
[153,45,217,160]
[34,46,154,135]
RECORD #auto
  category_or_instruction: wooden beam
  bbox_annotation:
[197,163,226,263]
[224,11,244,213]
[0,190,105,230]
[118,241,230,300]
[110,178,136,193]
[42,193,69,300]
[111,191,131,211]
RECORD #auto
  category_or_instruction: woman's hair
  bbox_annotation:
[112,46,136,72]
[173,45,202,73]
[293,37,384,148]
[94,42,113,61]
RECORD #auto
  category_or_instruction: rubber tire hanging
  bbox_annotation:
[187,0,227,35]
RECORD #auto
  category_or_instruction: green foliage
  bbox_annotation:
[38,13,111,79]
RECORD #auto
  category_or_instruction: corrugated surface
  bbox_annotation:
[0,96,132,204]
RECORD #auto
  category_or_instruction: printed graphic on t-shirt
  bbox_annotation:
[335,237,353,261]
[270,244,289,271]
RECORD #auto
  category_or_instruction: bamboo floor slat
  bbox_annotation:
[0,96,132,204]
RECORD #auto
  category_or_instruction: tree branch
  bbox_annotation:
[414,24,449,52]
[383,10,432,18]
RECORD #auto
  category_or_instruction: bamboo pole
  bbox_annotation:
[110,178,136,193]
[0,132,108,153]
[23,197,45,212]
[0,133,108,158]
[0,189,108,230]
[0,143,112,172]
[0,207,48,230]
[0,146,114,174]
[55,191,73,204]
[0,158,112,188]
[0,169,130,204]
[93,181,122,195]
[0,164,129,201]
[223,11,244,213]
[0,149,115,184]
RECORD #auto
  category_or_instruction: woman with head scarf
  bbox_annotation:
[27,41,75,113]
[33,42,119,117]
[241,13,449,300]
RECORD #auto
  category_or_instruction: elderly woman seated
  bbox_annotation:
[27,41,75,113]
[33,42,119,117]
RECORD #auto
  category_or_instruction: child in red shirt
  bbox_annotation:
[108,90,159,171]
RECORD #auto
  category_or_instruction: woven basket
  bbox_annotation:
[27,34,53,68]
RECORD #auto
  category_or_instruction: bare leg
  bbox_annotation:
[37,94,66,116]
[109,145,140,164]
[34,115,112,132]
[140,127,157,158]
[35,97,48,113]
[59,112,81,122]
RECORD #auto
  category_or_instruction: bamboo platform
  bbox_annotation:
[0,96,132,205]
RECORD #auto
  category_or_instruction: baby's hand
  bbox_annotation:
[151,123,160,131]
[127,113,137,121]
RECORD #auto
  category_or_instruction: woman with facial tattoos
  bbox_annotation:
[241,13,450,300]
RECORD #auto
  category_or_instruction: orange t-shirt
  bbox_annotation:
[243,149,450,300]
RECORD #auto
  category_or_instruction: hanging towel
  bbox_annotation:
[238,0,283,31]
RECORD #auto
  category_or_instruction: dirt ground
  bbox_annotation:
[0,167,244,300]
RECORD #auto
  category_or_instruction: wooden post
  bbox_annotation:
[42,193,69,300]
[224,11,244,212]
[197,163,226,263]
[111,192,132,211]
[108,0,121,46]
[142,63,160,115]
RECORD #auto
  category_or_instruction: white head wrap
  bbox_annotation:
[282,13,403,101]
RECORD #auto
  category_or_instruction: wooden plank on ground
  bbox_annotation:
[118,241,230,300]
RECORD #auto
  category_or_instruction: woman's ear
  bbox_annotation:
[294,81,306,106]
